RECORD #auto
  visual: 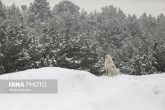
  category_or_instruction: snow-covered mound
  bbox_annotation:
[0,67,165,110]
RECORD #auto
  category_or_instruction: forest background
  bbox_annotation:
[0,0,165,75]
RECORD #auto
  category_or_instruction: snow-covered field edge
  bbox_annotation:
[0,67,165,110]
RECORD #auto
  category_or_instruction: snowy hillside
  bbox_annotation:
[0,67,165,110]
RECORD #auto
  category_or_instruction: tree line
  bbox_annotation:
[0,0,165,75]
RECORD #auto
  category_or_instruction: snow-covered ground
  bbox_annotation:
[0,67,165,110]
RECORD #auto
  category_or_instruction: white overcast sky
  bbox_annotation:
[2,0,165,17]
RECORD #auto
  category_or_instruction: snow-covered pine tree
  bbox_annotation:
[29,0,51,22]
[0,24,31,74]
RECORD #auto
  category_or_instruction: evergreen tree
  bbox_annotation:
[29,0,51,22]
[0,0,6,22]
[52,0,80,47]
[6,3,23,25]
[0,24,31,74]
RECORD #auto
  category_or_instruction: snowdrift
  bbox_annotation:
[0,67,165,110]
